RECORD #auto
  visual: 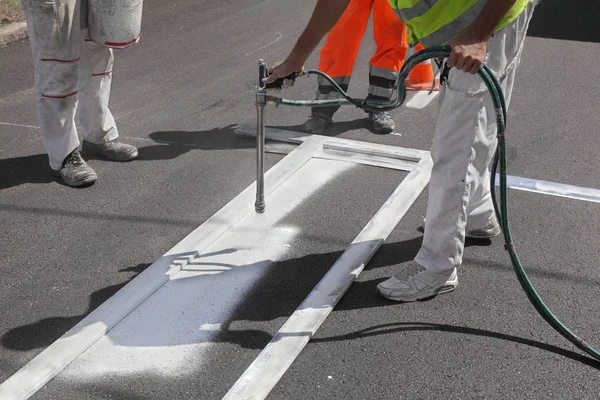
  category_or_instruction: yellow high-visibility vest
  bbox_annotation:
[388,0,530,47]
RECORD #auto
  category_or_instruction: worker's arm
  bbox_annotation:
[264,0,351,83]
[448,0,518,74]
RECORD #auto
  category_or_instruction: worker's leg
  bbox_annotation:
[366,0,407,133]
[305,0,372,132]
[22,0,81,171]
[377,1,537,301]
[78,32,138,160]
[369,0,406,101]
[77,34,118,144]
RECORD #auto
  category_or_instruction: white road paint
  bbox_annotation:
[0,137,325,400]
[404,89,439,109]
[0,121,39,129]
[236,126,600,205]
[499,175,600,204]
[245,32,283,56]
[223,157,433,400]
[54,158,354,381]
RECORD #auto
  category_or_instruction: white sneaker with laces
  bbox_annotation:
[377,262,458,302]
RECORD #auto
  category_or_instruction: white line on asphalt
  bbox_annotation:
[404,90,439,109]
[245,33,283,56]
[57,159,352,381]
[0,121,39,129]
[498,175,600,204]
[236,125,600,205]
[223,157,433,400]
[0,137,326,400]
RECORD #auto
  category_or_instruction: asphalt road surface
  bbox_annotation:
[1,0,599,399]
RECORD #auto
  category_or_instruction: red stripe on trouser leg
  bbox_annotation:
[40,57,80,63]
[104,34,141,48]
[369,0,407,73]
[41,91,79,99]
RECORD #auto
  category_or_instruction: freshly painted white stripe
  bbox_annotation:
[0,138,325,400]
[404,90,439,109]
[223,157,433,400]
[316,148,415,172]
[237,125,600,205]
[0,121,39,129]
[58,159,353,380]
[235,124,429,160]
[499,175,600,204]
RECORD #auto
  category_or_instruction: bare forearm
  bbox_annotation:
[286,0,351,65]
[467,0,518,41]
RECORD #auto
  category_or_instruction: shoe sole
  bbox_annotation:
[371,125,395,134]
[466,225,502,239]
[56,171,98,188]
[376,277,458,303]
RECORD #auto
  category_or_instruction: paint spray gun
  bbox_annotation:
[254,60,303,213]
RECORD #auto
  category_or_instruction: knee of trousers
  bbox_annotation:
[37,60,80,101]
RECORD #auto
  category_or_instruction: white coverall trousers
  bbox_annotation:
[415,1,537,272]
[22,0,118,171]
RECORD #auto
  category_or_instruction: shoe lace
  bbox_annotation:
[393,263,425,282]
[63,151,84,168]
[373,112,392,121]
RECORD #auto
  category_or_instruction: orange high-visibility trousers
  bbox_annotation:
[313,0,408,118]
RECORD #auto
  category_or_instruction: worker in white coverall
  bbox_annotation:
[266,0,537,302]
[21,0,138,187]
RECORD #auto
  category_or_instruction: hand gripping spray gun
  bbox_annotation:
[252,48,600,364]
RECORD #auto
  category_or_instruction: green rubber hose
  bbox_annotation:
[268,46,600,362]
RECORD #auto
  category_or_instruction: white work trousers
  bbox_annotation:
[22,0,118,170]
[415,1,537,272]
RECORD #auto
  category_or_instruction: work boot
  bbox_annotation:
[376,261,458,302]
[82,139,139,161]
[301,116,333,134]
[56,150,97,187]
[369,111,395,134]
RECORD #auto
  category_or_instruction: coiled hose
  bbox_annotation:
[268,45,600,362]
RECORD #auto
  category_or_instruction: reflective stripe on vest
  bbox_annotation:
[389,0,530,47]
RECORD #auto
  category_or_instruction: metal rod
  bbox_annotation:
[255,60,267,213]
[255,103,266,213]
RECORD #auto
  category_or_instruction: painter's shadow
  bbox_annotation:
[110,124,254,162]
[268,116,375,138]
[417,225,493,247]
[0,153,56,190]
[1,263,150,351]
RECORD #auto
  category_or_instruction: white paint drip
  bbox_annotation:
[58,158,354,381]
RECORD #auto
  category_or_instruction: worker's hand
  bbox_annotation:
[447,34,488,75]
[263,55,304,85]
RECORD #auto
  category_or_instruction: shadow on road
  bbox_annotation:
[1,263,151,352]
[0,153,56,190]
[528,0,600,43]
[137,118,378,162]
[311,321,600,369]
[134,125,253,161]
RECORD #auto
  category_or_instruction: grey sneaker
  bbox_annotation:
[56,150,97,187]
[422,217,503,239]
[302,116,333,134]
[82,139,138,161]
[467,222,502,239]
[377,261,458,302]
[369,112,395,134]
